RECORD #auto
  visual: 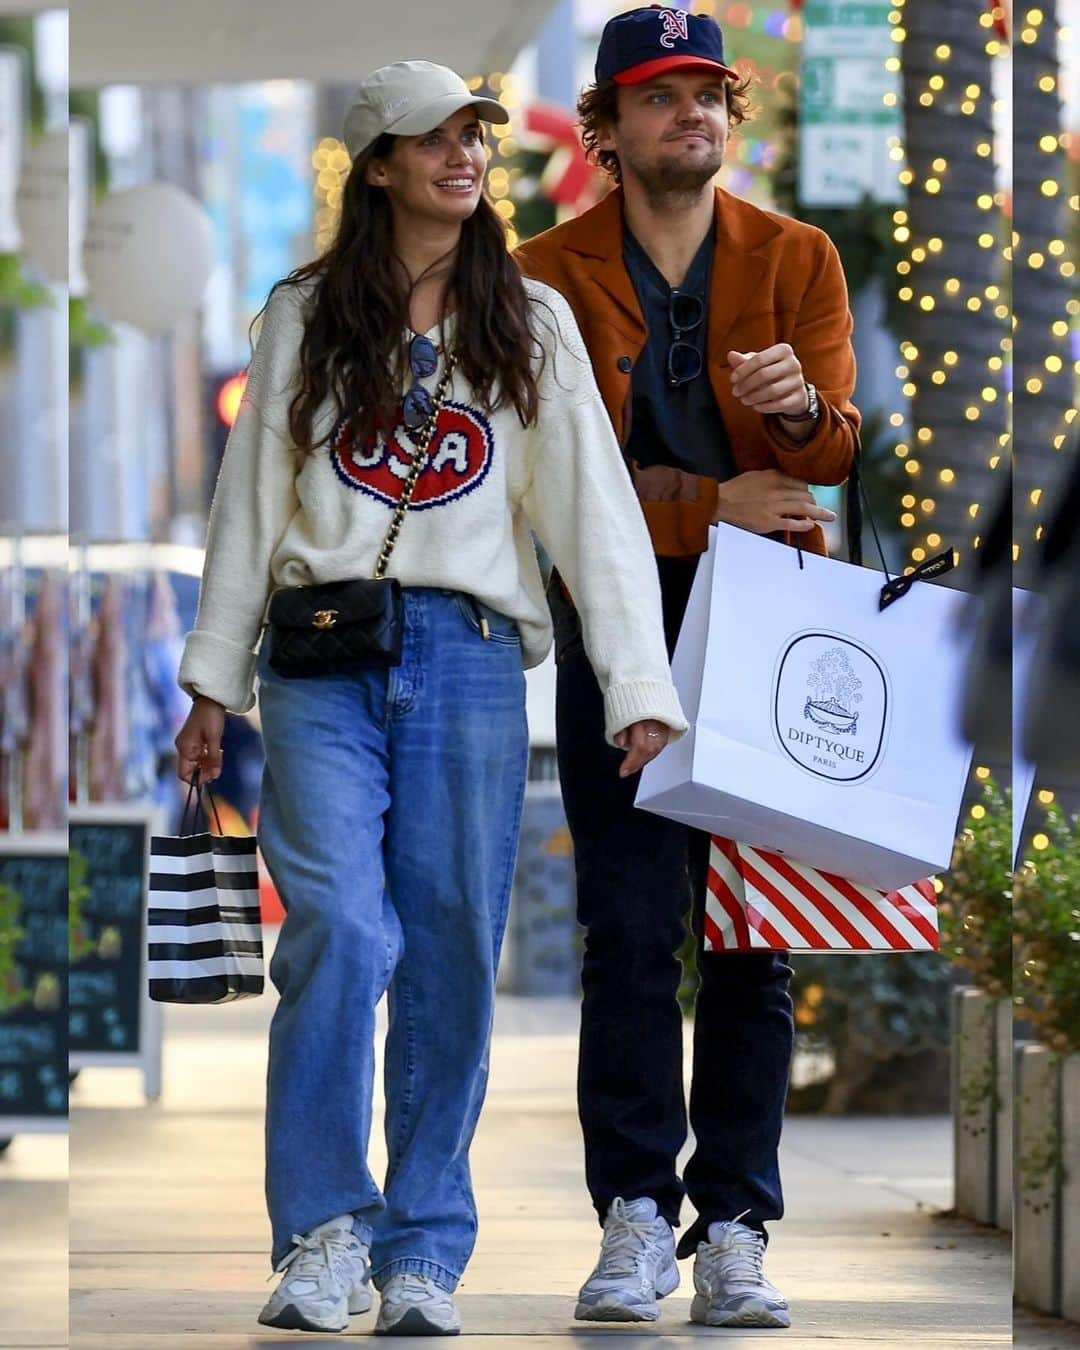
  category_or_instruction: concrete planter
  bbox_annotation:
[994,999,1013,1232]
[952,987,998,1224]
[1014,1043,1063,1316]
[1061,1053,1080,1323]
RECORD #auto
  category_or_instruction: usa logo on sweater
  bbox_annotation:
[329,403,495,509]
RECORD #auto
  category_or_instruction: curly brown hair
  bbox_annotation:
[255,131,541,456]
[577,73,754,186]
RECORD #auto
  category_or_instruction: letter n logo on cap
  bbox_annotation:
[659,10,689,48]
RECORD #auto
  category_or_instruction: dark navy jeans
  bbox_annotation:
[554,556,794,1258]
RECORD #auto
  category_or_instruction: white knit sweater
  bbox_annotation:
[178,277,687,745]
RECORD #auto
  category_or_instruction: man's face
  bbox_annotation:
[598,70,730,197]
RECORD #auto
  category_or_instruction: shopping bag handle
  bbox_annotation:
[180,770,225,837]
[842,425,955,608]
[844,433,865,568]
[844,425,891,571]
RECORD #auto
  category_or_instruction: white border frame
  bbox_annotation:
[68,803,165,1101]
[0,830,69,1136]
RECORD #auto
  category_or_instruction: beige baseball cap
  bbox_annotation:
[343,60,510,160]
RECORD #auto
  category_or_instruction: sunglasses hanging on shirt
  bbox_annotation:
[666,290,705,388]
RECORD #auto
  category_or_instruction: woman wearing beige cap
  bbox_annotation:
[174,59,686,1336]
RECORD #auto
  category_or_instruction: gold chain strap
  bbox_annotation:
[373,352,458,580]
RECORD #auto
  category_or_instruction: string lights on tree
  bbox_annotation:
[885,0,1009,579]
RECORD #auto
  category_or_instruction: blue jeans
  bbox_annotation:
[256,588,529,1289]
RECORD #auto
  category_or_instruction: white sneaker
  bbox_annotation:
[374,1273,461,1336]
[258,1214,372,1333]
[574,1196,680,1322]
[690,1215,791,1328]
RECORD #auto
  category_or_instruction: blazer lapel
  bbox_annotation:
[562,190,645,342]
[707,189,778,364]
[588,252,646,340]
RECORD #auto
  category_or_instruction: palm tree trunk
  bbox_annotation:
[898,0,1008,579]
[1011,0,1074,589]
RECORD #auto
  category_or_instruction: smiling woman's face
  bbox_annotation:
[366,105,488,228]
[598,71,730,195]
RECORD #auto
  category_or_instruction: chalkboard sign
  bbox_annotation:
[0,832,68,1134]
[68,805,163,1100]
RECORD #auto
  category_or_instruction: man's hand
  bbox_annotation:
[728,345,810,417]
[629,462,699,503]
[713,469,836,535]
[614,719,672,779]
[175,696,227,784]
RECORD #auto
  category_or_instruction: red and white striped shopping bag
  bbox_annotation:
[704,838,940,953]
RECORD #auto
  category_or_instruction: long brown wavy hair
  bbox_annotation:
[257,130,541,454]
[577,73,754,186]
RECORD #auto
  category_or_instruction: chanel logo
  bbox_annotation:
[313,610,339,629]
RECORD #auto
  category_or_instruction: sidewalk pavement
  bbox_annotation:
[1015,1310,1080,1349]
[12,985,1013,1348]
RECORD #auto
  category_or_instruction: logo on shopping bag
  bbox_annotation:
[773,633,889,782]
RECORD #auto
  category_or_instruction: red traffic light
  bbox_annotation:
[216,373,247,428]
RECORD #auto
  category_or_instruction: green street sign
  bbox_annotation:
[798,0,904,206]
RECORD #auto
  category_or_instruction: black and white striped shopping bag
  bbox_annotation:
[147,778,263,1003]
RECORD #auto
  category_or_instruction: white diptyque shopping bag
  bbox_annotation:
[636,524,974,892]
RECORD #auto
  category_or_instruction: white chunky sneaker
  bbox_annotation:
[375,1273,461,1336]
[258,1214,371,1333]
[574,1196,680,1322]
[690,1215,791,1328]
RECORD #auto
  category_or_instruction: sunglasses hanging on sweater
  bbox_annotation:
[403,333,440,431]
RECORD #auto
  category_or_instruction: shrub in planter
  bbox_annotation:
[1014,803,1080,1056]
[937,778,1013,999]
[936,781,1013,1158]
[1012,803,1078,1279]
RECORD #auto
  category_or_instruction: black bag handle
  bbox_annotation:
[793,423,882,571]
[845,432,864,568]
[845,424,894,574]
[831,423,954,609]
[180,770,225,837]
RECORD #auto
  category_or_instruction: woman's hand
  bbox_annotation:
[175,697,227,784]
[614,719,672,779]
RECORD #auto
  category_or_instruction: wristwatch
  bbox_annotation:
[784,381,820,423]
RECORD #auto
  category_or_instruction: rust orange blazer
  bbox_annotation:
[515,186,860,558]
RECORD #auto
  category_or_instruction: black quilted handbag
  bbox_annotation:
[267,576,404,676]
[264,353,456,679]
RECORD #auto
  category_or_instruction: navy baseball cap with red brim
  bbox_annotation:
[596,5,738,86]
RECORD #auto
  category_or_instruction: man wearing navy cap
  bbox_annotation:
[517,3,860,1331]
